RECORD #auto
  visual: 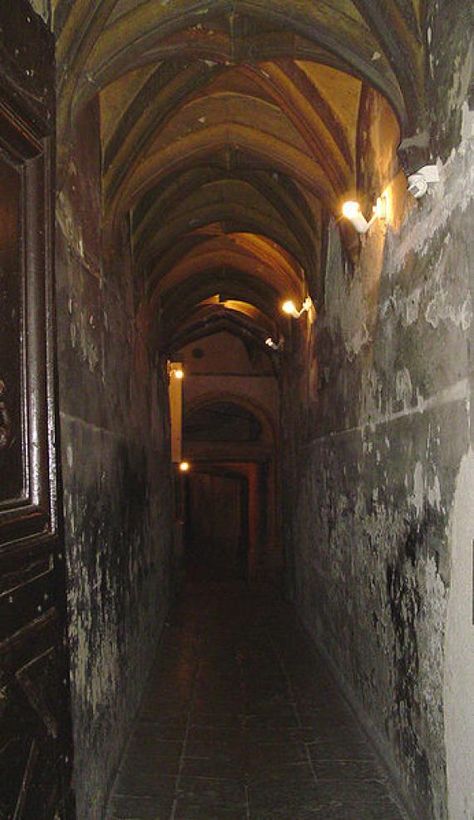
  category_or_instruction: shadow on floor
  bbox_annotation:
[106,581,409,819]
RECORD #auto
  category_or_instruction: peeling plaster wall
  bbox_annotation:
[445,451,474,819]
[56,101,173,819]
[282,56,473,820]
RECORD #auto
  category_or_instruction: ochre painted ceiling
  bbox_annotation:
[54,0,424,352]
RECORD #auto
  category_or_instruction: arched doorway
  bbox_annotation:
[182,397,277,581]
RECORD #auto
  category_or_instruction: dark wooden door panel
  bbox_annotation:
[0,4,74,818]
[0,153,23,503]
[187,472,248,580]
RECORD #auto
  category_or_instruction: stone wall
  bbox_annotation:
[281,21,473,818]
[56,100,173,819]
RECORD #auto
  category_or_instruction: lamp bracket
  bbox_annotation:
[407,165,440,199]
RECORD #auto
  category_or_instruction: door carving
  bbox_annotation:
[0,4,74,817]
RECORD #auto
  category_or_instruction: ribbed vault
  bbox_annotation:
[54,0,425,353]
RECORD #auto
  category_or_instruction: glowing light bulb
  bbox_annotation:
[173,368,184,380]
[341,200,371,233]
[342,200,361,220]
[179,461,190,472]
[342,196,387,234]
[281,298,313,319]
[282,300,298,317]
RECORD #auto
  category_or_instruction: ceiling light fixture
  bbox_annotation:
[342,195,387,234]
[281,296,313,319]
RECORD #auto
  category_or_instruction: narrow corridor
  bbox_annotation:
[1,4,472,818]
[106,583,408,819]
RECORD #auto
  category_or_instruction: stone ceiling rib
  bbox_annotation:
[54,0,422,351]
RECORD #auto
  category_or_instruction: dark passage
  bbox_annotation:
[106,583,407,819]
[185,471,249,582]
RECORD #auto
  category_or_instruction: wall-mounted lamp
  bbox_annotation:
[342,196,386,234]
[168,361,184,463]
[407,165,440,199]
[281,296,313,319]
[168,361,185,380]
[179,461,190,472]
[265,337,284,351]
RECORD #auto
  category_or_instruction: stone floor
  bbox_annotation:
[106,582,409,819]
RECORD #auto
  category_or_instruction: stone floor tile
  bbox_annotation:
[105,582,410,820]
[190,710,244,729]
[106,793,173,819]
[180,753,245,780]
[173,803,248,819]
[187,725,244,745]
[247,764,319,817]
[243,710,300,731]
[135,714,188,741]
[137,698,190,726]
[348,799,406,819]
[176,775,246,806]
[312,758,388,782]
[114,738,182,793]
[312,776,399,805]
[293,794,406,820]
[243,724,309,744]
[246,740,308,776]
[306,736,376,761]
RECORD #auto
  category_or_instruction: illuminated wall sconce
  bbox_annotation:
[179,461,190,472]
[342,196,387,234]
[281,296,313,319]
[168,361,185,379]
[168,361,184,463]
[265,337,284,351]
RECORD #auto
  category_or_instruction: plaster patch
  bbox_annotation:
[57,191,86,262]
[411,462,424,516]
[461,101,474,141]
[427,474,442,511]
[425,291,472,330]
[418,557,447,770]
[381,286,422,327]
[347,322,370,360]
[396,368,413,408]
[69,309,100,372]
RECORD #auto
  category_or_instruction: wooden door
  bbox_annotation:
[0,5,74,818]
[186,472,248,580]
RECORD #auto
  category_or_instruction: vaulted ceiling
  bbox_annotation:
[54,0,425,353]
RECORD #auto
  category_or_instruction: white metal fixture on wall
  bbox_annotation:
[406,165,440,199]
[265,337,284,351]
[342,195,387,234]
[281,296,314,319]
